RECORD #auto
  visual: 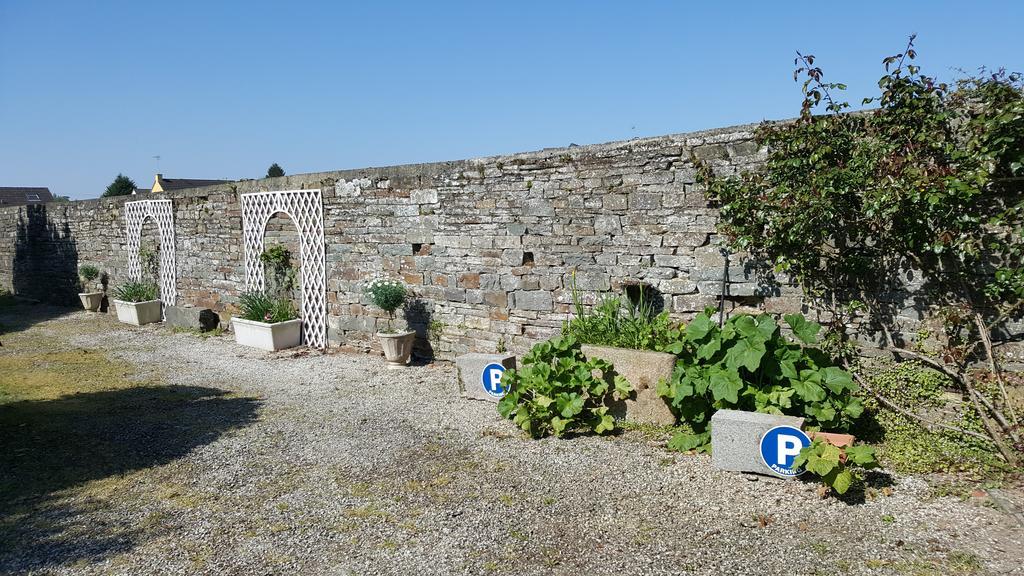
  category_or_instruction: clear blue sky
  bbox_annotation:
[2,1,1022,199]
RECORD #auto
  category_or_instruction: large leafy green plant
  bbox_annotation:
[497,335,632,438]
[794,439,878,495]
[659,311,862,450]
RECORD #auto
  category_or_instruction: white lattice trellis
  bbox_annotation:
[241,189,327,348]
[124,199,177,305]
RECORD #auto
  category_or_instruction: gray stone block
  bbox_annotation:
[456,353,516,403]
[580,344,676,426]
[711,409,805,478]
[164,305,220,331]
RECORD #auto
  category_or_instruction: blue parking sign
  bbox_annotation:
[759,425,811,477]
[481,363,507,398]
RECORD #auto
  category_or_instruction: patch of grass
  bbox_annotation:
[349,481,372,497]
[171,326,226,339]
[344,504,390,521]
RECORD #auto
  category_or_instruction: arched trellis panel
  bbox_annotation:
[241,189,326,348]
[124,199,176,305]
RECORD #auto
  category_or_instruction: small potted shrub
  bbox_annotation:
[232,291,301,351]
[77,264,104,311]
[365,277,415,368]
[111,281,161,325]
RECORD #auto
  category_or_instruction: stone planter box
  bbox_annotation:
[113,299,162,326]
[232,317,302,351]
[580,344,677,425]
[78,292,103,312]
[379,330,416,368]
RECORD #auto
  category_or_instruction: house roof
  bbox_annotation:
[158,178,229,191]
[0,187,54,206]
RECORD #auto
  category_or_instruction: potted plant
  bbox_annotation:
[232,244,302,351]
[231,290,302,351]
[365,277,415,368]
[111,281,162,325]
[77,264,104,311]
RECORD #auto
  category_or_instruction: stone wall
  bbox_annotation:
[1,122,1020,365]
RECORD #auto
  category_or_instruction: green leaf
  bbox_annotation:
[686,313,714,341]
[726,338,766,372]
[821,366,853,394]
[844,444,878,468]
[756,315,778,340]
[614,375,633,398]
[830,469,854,494]
[556,393,585,418]
[843,399,864,419]
[733,315,761,340]
[593,414,615,435]
[534,395,554,409]
[791,379,826,402]
[697,337,722,360]
[551,416,570,436]
[784,314,821,345]
[667,431,711,453]
[709,369,744,404]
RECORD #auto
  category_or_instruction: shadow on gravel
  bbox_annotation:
[0,301,79,341]
[0,385,261,572]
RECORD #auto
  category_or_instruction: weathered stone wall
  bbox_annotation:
[1,122,1020,364]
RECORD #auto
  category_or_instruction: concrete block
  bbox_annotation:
[711,409,804,478]
[456,353,516,403]
[165,305,220,331]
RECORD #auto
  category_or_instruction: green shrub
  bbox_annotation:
[497,335,632,438]
[793,439,878,495]
[237,291,297,323]
[659,310,862,451]
[78,264,100,284]
[562,277,679,351]
[112,281,158,303]
[364,277,407,332]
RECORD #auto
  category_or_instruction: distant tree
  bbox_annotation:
[102,174,137,197]
[51,195,71,202]
[266,163,285,178]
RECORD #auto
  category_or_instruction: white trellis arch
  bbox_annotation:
[240,189,326,348]
[124,199,176,305]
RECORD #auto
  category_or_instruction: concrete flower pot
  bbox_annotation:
[113,299,162,326]
[580,344,677,426]
[232,317,302,351]
[378,330,416,368]
[78,291,104,312]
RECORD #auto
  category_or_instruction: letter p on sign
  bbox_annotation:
[776,434,803,465]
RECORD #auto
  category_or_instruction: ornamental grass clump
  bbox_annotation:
[238,290,297,324]
[563,275,678,351]
[364,277,407,332]
[112,281,158,303]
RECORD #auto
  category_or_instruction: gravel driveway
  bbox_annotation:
[1,307,1022,575]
